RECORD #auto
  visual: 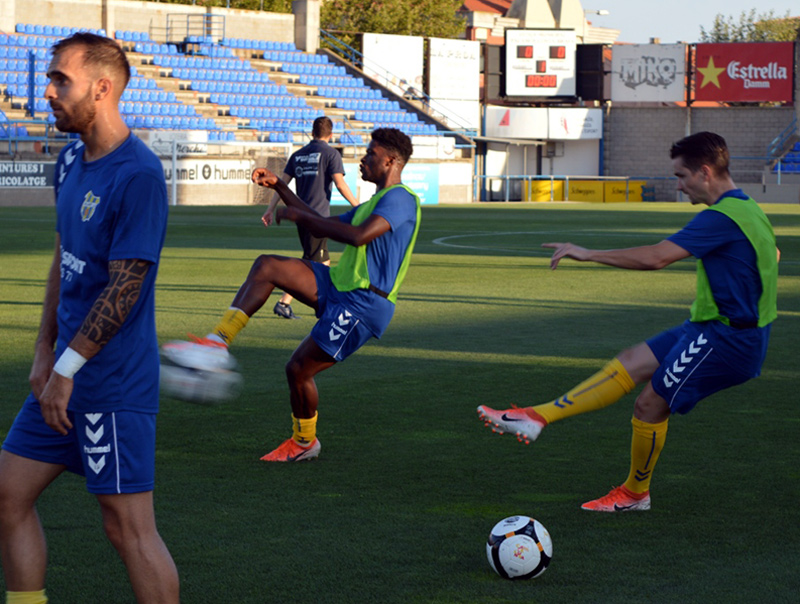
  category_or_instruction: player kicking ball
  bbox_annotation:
[177,128,420,462]
[479,132,778,512]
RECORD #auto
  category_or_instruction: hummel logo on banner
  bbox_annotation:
[328,310,353,341]
[88,455,106,474]
[86,425,104,444]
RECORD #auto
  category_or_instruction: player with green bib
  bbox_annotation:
[188,128,420,462]
[479,132,778,512]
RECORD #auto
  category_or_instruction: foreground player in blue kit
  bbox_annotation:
[177,128,420,462]
[479,132,778,512]
[0,34,179,603]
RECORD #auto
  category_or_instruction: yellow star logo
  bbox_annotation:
[698,56,725,89]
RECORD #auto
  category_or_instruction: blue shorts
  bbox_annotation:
[310,263,386,362]
[2,395,156,494]
[647,320,766,415]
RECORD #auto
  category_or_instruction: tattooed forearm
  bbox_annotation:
[79,259,151,347]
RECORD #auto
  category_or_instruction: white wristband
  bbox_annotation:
[53,347,88,379]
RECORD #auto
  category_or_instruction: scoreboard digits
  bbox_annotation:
[526,74,558,88]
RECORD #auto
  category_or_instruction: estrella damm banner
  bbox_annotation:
[694,42,793,103]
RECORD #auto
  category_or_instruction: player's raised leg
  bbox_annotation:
[176,255,318,354]
[214,255,319,344]
[478,343,657,444]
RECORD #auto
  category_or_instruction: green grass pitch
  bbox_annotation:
[0,202,798,603]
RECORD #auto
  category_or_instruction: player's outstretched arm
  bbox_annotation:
[542,240,690,271]
[278,207,391,248]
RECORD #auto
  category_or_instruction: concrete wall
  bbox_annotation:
[5,0,294,45]
[603,105,796,200]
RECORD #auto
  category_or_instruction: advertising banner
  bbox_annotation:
[400,163,440,205]
[341,163,440,205]
[547,108,603,140]
[525,179,563,202]
[428,38,480,100]
[485,107,602,140]
[427,38,481,130]
[694,42,793,103]
[504,29,577,97]
[484,106,549,139]
[567,180,603,202]
[610,44,686,102]
[363,33,424,98]
[161,159,255,185]
[604,180,645,202]
[0,161,55,188]
[145,130,209,157]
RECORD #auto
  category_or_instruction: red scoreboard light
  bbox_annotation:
[505,29,576,97]
[526,74,558,88]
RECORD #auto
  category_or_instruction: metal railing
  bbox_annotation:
[165,13,225,46]
[767,115,798,162]
[0,119,67,154]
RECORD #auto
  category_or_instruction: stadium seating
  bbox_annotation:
[771,142,800,173]
[1,25,436,144]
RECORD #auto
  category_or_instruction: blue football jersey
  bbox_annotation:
[54,134,167,412]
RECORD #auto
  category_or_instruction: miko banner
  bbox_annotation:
[694,42,794,103]
[610,44,686,102]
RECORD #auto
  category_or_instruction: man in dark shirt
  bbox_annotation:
[263,116,358,319]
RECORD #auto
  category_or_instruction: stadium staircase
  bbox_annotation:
[1,24,440,151]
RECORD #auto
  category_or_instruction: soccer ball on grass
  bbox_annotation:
[486,515,553,580]
[159,340,242,405]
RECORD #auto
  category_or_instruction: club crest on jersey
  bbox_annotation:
[80,191,101,222]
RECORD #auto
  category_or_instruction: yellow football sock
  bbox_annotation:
[6,590,48,604]
[623,416,669,495]
[532,358,636,424]
[292,413,318,446]
[212,307,249,346]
